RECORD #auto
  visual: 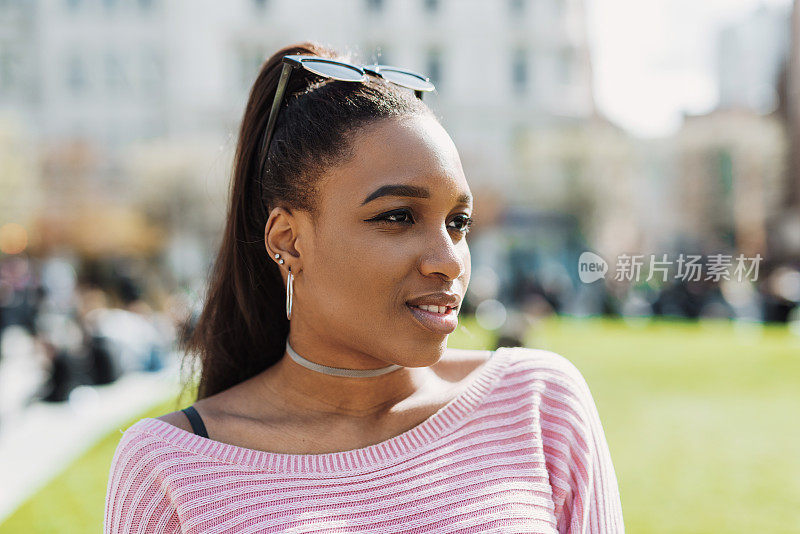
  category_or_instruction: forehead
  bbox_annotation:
[320,115,471,207]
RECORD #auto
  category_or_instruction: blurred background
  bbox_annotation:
[0,0,799,532]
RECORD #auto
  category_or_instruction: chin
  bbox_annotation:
[395,338,448,367]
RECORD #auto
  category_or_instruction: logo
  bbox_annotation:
[576,252,762,284]
[578,251,608,283]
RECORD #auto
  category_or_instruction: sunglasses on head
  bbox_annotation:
[259,54,436,169]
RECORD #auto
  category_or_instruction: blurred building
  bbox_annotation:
[0,0,223,271]
[781,0,800,261]
[669,1,797,262]
[0,2,37,130]
[0,0,600,279]
[0,120,41,237]
[511,116,666,258]
[0,0,168,146]
[717,3,791,114]
[673,108,786,257]
[1,0,596,174]
[199,0,597,200]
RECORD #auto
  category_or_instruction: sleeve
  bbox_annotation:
[535,350,625,533]
[103,428,182,534]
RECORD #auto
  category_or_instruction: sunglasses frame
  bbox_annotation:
[259,54,435,177]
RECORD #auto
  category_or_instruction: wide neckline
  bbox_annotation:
[130,347,513,475]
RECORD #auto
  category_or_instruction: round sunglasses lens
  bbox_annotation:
[302,60,365,81]
[376,68,435,91]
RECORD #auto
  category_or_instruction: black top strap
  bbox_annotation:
[181,405,209,438]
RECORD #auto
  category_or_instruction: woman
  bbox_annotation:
[104,41,624,533]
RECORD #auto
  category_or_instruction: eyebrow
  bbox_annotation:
[360,184,472,206]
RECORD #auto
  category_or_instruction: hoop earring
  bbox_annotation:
[286,266,293,321]
[274,252,293,320]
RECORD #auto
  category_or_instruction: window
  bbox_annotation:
[511,124,528,153]
[716,148,733,196]
[509,0,525,15]
[0,49,17,94]
[558,46,573,85]
[237,47,266,93]
[425,47,442,88]
[365,44,390,65]
[424,0,439,13]
[105,53,127,93]
[142,49,163,97]
[512,48,528,94]
[366,0,384,12]
[551,0,566,20]
[67,54,87,95]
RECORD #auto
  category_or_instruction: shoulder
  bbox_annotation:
[107,417,201,489]
[109,415,194,472]
[104,421,182,530]
[436,346,589,392]
[500,346,586,381]
[496,346,594,402]
[433,347,494,381]
[110,420,169,461]
[106,421,172,494]
[155,410,193,433]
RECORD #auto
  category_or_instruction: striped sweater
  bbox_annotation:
[104,346,625,533]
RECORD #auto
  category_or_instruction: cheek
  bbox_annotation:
[310,230,411,308]
[459,240,471,278]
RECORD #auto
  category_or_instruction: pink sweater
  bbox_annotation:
[104,347,624,533]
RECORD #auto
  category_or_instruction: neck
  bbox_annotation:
[253,336,445,419]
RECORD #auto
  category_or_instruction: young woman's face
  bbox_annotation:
[297,114,473,366]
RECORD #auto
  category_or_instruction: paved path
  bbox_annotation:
[0,355,183,523]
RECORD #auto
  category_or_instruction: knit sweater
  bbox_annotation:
[104,346,625,533]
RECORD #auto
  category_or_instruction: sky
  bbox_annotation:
[585,0,793,138]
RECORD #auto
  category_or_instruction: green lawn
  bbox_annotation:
[0,400,187,534]
[526,317,800,533]
[2,316,798,533]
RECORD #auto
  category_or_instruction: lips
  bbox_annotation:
[406,303,459,334]
[405,292,461,309]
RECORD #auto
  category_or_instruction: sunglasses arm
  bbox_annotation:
[260,62,295,163]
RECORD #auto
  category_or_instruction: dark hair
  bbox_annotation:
[178,41,436,401]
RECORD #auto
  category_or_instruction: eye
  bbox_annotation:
[370,209,415,225]
[366,209,474,234]
[449,214,474,234]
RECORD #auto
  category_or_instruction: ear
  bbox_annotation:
[264,206,302,274]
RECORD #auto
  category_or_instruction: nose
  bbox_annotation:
[417,223,468,281]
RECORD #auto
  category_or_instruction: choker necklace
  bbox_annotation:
[285,340,404,377]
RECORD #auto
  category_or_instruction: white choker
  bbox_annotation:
[285,340,404,377]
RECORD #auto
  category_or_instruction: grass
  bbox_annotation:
[527,317,800,533]
[2,316,798,533]
[0,400,184,534]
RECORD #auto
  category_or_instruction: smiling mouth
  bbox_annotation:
[406,304,457,315]
[405,303,459,334]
